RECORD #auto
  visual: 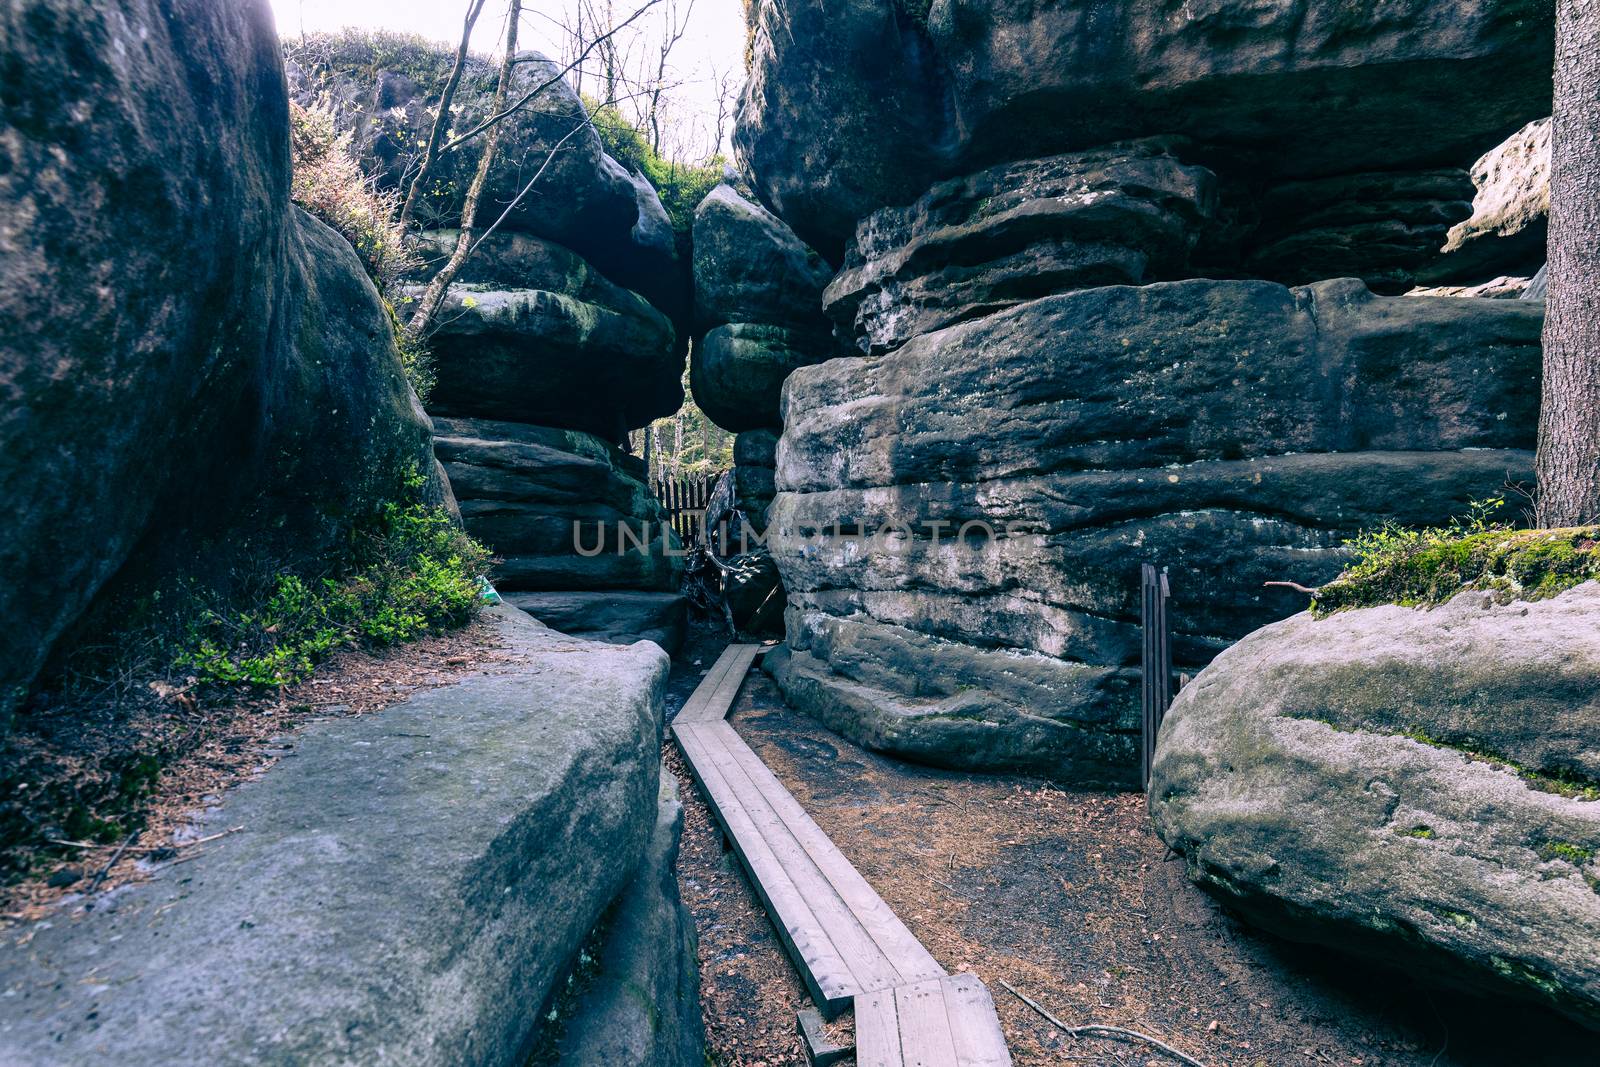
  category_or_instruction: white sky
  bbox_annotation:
[269,0,747,158]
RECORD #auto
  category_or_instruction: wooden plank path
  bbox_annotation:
[671,644,1012,1066]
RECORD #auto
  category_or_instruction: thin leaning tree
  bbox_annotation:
[1535,0,1600,527]
[401,0,665,340]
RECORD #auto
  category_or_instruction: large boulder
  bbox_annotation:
[1150,584,1600,1029]
[767,280,1542,780]
[825,140,1219,353]
[285,35,686,321]
[737,0,1553,256]
[691,323,825,433]
[0,605,679,1064]
[551,771,707,1067]
[692,184,834,332]
[689,185,836,432]
[0,0,436,727]
[434,417,682,593]
[1429,116,1552,284]
[404,231,681,439]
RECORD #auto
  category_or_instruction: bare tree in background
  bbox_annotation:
[643,0,696,153]
[407,0,524,336]
[1536,0,1600,526]
[401,0,665,339]
[397,0,488,233]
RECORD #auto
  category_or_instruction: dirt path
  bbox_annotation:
[668,642,1594,1067]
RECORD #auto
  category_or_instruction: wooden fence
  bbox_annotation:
[653,472,719,547]
[1140,563,1174,791]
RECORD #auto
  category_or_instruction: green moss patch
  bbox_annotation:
[1313,510,1600,615]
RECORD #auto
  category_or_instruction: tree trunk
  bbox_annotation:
[398,0,487,234]
[1537,0,1600,526]
[406,0,522,338]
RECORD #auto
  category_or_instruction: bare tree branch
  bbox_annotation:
[398,0,489,232]
[407,0,523,337]
[435,0,663,158]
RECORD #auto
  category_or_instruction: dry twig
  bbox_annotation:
[998,978,1210,1067]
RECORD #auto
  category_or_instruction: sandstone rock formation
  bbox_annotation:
[0,606,703,1066]
[824,140,1219,353]
[1433,116,1553,284]
[768,279,1542,782]
[690,185,835,433]
[1239,169,1477,294]
[286,35,687,322]
[433,418,684,648]
[552,771,707,1066]
[406,231,681,439]
[0,0,437,727]
[292,37,692,652]
[730,0,1555,781]
[737,0,1555,257]
[1150,585,1600,1029]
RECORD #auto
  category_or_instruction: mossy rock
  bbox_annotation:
[1314,527,1600,615]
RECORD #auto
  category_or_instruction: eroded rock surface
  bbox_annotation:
[434,418,682,596]
[690,186,835,433]
[0,0,436,726]
[552,771,706,1067]
[825,141,1219,353]
[1150,585,1600,1029]
[1434,116,1552,284]
[738,0,1554,255]
[768,280,1541,780]
[406,231,681,438]
[0,606,678,1065]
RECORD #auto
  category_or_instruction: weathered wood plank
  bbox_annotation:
[693,723,906,997]
[941,974,1011,1067]
[854,986,904,1067]
[895,978,960,1067]
[718,730,946,986]
[673,723,860,1012]
[674,643,761,723]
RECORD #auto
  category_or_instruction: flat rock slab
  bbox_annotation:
[504,590,688,656]
[0,606,669,1066]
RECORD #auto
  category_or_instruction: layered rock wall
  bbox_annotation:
[298,38,691,651]
[737,0,1553,782]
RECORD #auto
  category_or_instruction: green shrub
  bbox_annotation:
[1311,497,1600,614]
[588,101,726,233]
[178,491,492,688]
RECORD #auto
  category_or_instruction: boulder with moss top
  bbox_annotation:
[1150,580,1600,1028]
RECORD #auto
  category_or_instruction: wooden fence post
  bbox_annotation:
[1141,564,1174,792]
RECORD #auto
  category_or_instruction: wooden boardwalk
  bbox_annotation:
[671,644,1012,1066]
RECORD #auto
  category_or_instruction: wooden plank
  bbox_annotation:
[673,723,861,1013]
[674,643,760,724]
[854,987,904,1067]
[673,647,743,724]
[690,723,906,998]
[718,731,946,986]
[941,975,1011,1067]
[896,978,960,1067]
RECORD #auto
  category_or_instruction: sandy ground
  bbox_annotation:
[667,636,1596,1067]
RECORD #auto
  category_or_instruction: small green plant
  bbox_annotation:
[1540,841,1595,865]
[1401,825,1437,839]
[177,489,491,688]
[1312,496,1600,613]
